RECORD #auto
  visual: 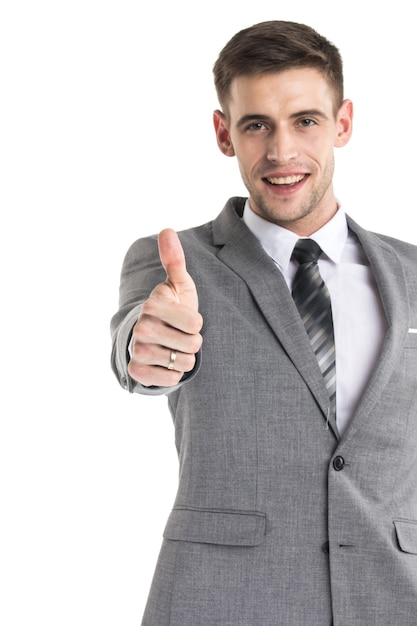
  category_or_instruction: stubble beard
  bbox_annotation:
[244,158,335,228]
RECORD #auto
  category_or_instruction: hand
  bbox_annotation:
[128,229,203,387]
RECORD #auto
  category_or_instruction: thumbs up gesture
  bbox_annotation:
[128,229,203,387]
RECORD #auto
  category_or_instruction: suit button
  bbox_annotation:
[333,455,345,471]
[322,541,330,554]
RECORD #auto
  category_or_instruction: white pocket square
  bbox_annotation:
[408,328,417,333]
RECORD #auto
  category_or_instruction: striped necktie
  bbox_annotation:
[291,239,336,416]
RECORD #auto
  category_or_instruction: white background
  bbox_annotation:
[1,1,416,624]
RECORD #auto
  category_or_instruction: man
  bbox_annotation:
[111,21,417,626]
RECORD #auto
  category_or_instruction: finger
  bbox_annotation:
[128,361,185,388]
[131,342,197,373]
[141,293,203,336]
[158,229,199,310]
[133,312,203,354]
[128,342,197,387]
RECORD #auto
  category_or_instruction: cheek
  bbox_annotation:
[234,140,265,169]
[306,140,335,170]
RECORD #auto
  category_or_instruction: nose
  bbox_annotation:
[266,129,298,163]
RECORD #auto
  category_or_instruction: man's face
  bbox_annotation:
[214,68,353,235]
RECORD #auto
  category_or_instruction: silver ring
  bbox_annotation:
[167,350,177,370]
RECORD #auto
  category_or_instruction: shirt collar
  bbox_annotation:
[242,199,348,271]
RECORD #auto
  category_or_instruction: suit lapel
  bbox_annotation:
[342,217,410,439]
[212,198,339,437]
[211,200,412,441]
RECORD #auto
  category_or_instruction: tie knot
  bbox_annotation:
[291,239,322,265]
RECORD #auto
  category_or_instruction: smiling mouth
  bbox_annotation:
[265,174,307,185]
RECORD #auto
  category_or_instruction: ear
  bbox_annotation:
[334,99,353,148]
[213,110,235,157]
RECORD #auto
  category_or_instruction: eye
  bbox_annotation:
[297,118,317,127]
[246,122,267,132]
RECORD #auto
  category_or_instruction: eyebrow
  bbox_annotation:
[236,109,330,128]
[289,109,329,120]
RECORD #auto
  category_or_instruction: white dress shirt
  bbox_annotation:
[243,201,387,435]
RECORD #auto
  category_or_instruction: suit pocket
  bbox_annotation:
[404,332,417,349]
[163,506,266,546]
[394,519,417,554]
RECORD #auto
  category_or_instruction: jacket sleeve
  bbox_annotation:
[110,234,201,396]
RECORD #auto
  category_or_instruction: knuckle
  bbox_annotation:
[189,333,203,354]
[182,353,196,372]
[190,312,203,334]
[131,341,152,362]
[127,360,144,383]
[168,372,184,386]
[133,318,153,343]
[140,299,156,316]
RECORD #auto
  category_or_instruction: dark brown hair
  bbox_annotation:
[213,21,344,115]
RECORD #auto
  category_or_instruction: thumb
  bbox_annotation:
[158,228,199,309]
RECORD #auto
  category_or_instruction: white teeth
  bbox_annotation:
[267,174,305,185]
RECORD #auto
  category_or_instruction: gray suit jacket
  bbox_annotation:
[111,197,417,626]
